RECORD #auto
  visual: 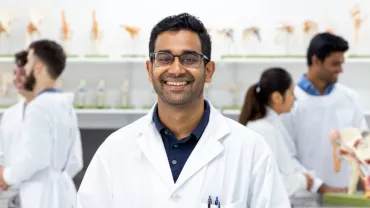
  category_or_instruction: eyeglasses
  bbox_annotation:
[150,51,209,69]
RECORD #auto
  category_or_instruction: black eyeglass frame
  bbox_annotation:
[149,51,209,68]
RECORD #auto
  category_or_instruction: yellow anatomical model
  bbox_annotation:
[91,10,102,54]
[350,4,367,45]
[275,23,294,44]
[242,27,261,42]
[60,10,71,53]
[26,9,44,47]
[303,20,317,36]
[121,25,140,39]
[330,128,370,199]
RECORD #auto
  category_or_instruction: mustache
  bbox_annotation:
[160,73,195,82]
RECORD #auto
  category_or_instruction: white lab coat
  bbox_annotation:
[1,92,83,208]
[77,101,290,208]
[247,107,307,197]
[0,101,25,204]
[280,84,369,193]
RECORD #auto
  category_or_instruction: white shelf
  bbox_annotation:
[1,57,370,64]
[0,108,368,129]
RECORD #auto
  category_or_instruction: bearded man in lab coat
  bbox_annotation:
[77,13,290,208]
[0,40,83,208]
[0,50,35,207]
[281,32,369,195]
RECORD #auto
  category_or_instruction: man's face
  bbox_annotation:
[23,49,37,91]
[146,30,215,106]
[315,52,344,84]
[13,65,26,92]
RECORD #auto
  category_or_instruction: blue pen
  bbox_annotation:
[215,196,219,205]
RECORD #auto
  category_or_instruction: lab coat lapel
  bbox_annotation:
[136,106,174,188]
[173,106,230,191]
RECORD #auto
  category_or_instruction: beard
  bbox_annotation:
[152,72,204,106]
[23,71,36,92]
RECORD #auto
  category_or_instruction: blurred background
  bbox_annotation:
[0,0,369,195]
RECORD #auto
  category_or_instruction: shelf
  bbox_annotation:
[0,108,368,129]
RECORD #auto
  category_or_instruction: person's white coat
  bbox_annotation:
[77,102,291,208]
[280,84,369,192]
[1,92,83,208]
[247,107,308,197]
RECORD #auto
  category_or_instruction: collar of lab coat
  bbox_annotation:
[136,99,230,191]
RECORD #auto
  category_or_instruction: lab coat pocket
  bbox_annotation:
[199,200,243,208]
[335,109,355,129]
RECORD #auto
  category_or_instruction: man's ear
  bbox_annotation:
[146,60,153,82]
[205,61,215,83]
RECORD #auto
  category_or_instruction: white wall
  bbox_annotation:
[0,0,370,57]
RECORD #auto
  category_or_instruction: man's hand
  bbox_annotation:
[303,173,314,191]
[318,183,348,194]
[0,166,9,190]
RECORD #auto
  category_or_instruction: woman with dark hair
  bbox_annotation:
[239,67,314,197]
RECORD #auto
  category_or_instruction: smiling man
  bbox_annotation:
[77,13,290,208]
[280,33,369,195]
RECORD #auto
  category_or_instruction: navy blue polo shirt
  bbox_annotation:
[153,100,210,183]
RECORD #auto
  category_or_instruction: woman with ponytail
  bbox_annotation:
[239,67,314,197]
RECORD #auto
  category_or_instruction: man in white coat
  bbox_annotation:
[77,13,290,208]
[0,40,83,208]
[281,32,369,194]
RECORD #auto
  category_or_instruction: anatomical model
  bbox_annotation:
[90,10,103,55]
[275,23,294,55]
[76,79,88,107]
[226,82,241,107]
[60,10,71,54]
[26,9,44,47]
[217,28,234,42]
[96,78,106,108]
[0,73,13,97]
[330,128,370,199]
[0,12,15,55]
[121,25,140,39]
[242,27,261,42]
[217,28,234,55]
[120,25,140,56]
[327,27,335,34]
[120,77,130,106]
[350,4,367,45]
[303,20,317,37]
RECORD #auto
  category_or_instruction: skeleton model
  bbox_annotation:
[350,4,367,45]
[303,20,317,37]
[26,9,44,47]
[0,12,14,54]
[91,10,102,54]
[96,78,106,108]
[226,82,241,107]
[242,27,261,42]
[120,25,140,39]
[120,77,130,106]
[217,28,234,55]
[76,79,88,107]
[0,73,13,97]
[330,128,370,198]
[60,10,71,54]
[275,23,294,55]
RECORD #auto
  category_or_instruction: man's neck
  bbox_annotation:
[157,98,205,139]
[33,80,56,95]
[306,71,328,95]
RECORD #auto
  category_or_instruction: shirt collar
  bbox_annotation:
[153,100,211,140]
[297,74,334,96]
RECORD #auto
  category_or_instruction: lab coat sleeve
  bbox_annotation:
[247,136,291,208]
[282,172,307,197]
[2,105,51,185]
[64,125,83,178]
[77,148,113,208]
[352,94,369,130]
[280,112,324,193]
